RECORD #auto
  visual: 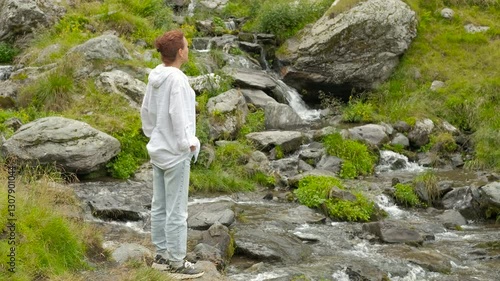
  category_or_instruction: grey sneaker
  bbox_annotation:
[168,260,204,279]
[151,254,170,271]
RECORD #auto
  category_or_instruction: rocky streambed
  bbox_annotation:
[70,157,500,281]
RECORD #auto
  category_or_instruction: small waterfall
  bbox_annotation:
[375,194,412,219]
[375,150,425,173]
[187,0,196,17]
[275,80,321,122]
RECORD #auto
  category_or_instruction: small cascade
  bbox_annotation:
[225,19,237,30]
[375,150,425,173]
[275,80,321,122]
[187,0,196,17]
[375,194,412,219]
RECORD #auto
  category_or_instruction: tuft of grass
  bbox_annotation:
[322,133,378,178]
[190,142,257,193]
[393,183,422,207]
[0,166,105,280]
[341,98,376,123]
[17,57,80,111]
[414,170,439,205]
[238,108,265,139]
[294,175,377,222]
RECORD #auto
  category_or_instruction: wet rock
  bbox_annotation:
[71,180,151,221]
[197,222,232,266]
[362,220,424,245]
[404,249,454,273]
[188,201,236,230]
[316,155,342,174]
[477,181,500,220]
[234,228,312,263]
[441,186,482,220]
[437,210,467,229]
[269,158,300,181]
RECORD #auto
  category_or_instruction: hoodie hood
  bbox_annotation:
[148,65,179,88]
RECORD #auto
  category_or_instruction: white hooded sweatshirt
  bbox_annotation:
[141,64,200,170]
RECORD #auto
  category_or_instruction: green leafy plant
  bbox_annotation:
[393,183,422,207]
[0,42,19,63]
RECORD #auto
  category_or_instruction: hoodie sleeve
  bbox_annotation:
[169,78,194,152]
[140,83,155,138]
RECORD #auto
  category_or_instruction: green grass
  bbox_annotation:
[370,1,500,170]
[393,183,422,207]
[0,169,104,280]
[322,133,378,178]
[294,175,378,222]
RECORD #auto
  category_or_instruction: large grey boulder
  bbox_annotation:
[206,89,248,140]
[2,117,120,174]
[0,0,65,42]
[67,34,132,61]
[240,89,278,109]
[277,0,417,99]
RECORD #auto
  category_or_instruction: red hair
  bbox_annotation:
[154,30,185,64]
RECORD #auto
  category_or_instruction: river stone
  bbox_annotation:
[246,131,303,154]
[2,117,121,174]
[264,103,307,130]
[193,243,224,269]
[277,0,417,99]
[197,222,232,267]
[437,210,467,229]
[110,243,152,264]
[234,228,312,263]
[403,249,454,273]
[347,124,389,146]
[269,158,300,180]
[477,182,500,219]
[188,201,236,230]
[362,221,423,245]
[68,34,132,61]
[0,80,19,108]
[441,186,483,220]
[316,155,342,174]
[0,65,13,81]
[71,180,151,221]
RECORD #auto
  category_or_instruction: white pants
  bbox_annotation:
[150,159,190,264]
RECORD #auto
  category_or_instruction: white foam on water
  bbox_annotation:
[376,150,426,173]
[389,263,440,281]
[375,194,412,219]
[331,268,351,281]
